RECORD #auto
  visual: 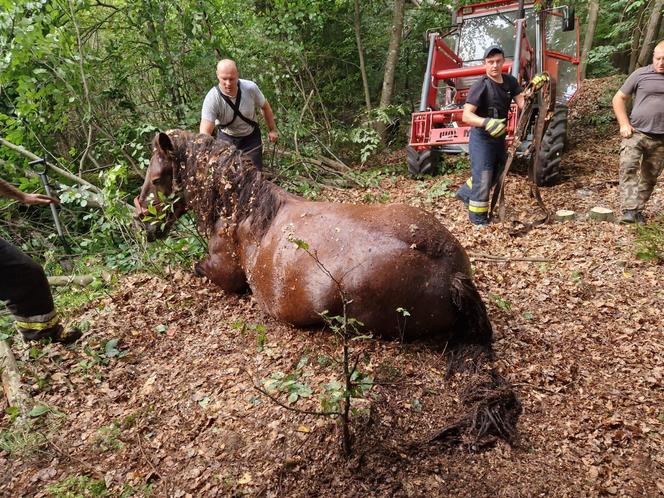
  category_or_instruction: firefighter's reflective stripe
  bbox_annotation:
[13,310,56,324]
[15,314,59,331]
[468,200,489,213]
[466,178,472,188]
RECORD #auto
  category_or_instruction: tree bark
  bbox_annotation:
[354,0,372,113]
[379,0,406,109]
[628,4,647,73]
[637,0,664,68]
[0,339,32,416]
[376,0,406,140]
[580,0,599,79]
[47,275,95,286]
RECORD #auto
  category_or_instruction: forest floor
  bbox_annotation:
[1,77,663,498]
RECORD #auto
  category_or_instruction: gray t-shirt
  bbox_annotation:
[201,79,266,137]
[619,65,664,135]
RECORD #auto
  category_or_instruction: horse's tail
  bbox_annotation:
[427,272,521,450]
[450,272,493,347]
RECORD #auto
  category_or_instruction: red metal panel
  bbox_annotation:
[457,0,536,18]
[433,62,513,80]
[409,104,519,147]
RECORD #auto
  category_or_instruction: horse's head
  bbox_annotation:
[134,132,186,241]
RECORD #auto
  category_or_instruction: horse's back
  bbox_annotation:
[248,199,472,339]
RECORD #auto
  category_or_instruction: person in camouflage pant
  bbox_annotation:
[612,40,664,224]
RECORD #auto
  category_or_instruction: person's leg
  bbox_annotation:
[468,130,495,225]
[238,127,264,170]
[635,135,664,212]
[456,178,472,205]
[619,132,645,215]
[0,238,80,343]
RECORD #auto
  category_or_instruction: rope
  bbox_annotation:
[489,74,554,236]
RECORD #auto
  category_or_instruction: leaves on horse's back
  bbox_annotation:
[292,238,309,250]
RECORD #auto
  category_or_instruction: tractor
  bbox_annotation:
[407,0,580,186]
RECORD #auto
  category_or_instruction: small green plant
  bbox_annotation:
[396,307,410,345]
[93,423,124,452]
[232,321,268,351]
[263,371,314,404]
[0,424,47,457]
[489,293,512,312]
[256,236,375,456]
[75,338,127,372]
[634,216,664,263]
[46,475,110,497]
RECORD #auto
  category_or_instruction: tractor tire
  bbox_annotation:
[407,146,440,176]
[534,105,568,186]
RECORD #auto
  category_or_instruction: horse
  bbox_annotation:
[134,130,523,447]
[134,130,493,345]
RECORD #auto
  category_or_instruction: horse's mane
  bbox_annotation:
[163,130,283,237]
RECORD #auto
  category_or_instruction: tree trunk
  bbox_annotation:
[580,0,599,79]
[377,0,406,140]
[354,0,371,113]
[628,4,647,73]
[379,0,405,108]
[637,0,664,68]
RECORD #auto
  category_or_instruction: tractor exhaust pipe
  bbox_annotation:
[511,0,526,79]
[419,32,437,112]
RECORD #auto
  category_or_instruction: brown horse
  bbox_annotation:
[134,130,493,345]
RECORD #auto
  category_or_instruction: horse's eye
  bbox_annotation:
[151,176,161,186]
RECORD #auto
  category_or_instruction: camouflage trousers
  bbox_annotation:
[619,131,664,212]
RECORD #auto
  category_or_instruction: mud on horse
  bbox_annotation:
[135,130,521,447]
[134,130,493,345]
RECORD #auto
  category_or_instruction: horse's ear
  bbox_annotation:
[156,132,174,154]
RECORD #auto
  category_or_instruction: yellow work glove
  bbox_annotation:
[531,73,550,91]
[483,118,507,138]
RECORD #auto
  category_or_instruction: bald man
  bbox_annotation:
[199,59,278,170]
[612,40,664,224]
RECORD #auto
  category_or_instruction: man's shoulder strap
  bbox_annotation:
[214,81,258,129]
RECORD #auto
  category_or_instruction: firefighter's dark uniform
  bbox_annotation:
[456,74,522,225]
[1,237,76,342]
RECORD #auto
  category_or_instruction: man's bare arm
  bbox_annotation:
[612,90,635,138]
[261,101,278,143]
[515,93,525,110]
[0,178,58,205]
[199,119,216,136]
[462,103,487,127]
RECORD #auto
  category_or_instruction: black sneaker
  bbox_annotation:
[49,324,82,345]
[635,211,646,224]
[621,210,645,225]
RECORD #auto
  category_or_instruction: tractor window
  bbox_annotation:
[458,10,536,65]
[545,12,577,58]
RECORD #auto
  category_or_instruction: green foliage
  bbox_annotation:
[262,370,314,405]
[232,321,268,351]
[46,475,110,498]
[587,45,620,78]
[489,293,512,312]
[634,215,664,263]
[0,422,47,457]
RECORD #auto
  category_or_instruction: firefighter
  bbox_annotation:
[199,58,278,170]
[612,39,664,224]
[0,177,81,344]
[456,46,545,225]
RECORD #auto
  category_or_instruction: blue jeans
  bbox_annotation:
[456,128,507,224]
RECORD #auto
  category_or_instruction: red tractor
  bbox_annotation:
[407,0,580,186]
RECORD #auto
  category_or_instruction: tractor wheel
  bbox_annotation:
[534,105,568,186]
[407,146,440,176]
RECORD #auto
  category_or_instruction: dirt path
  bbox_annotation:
[1,78,663,497]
